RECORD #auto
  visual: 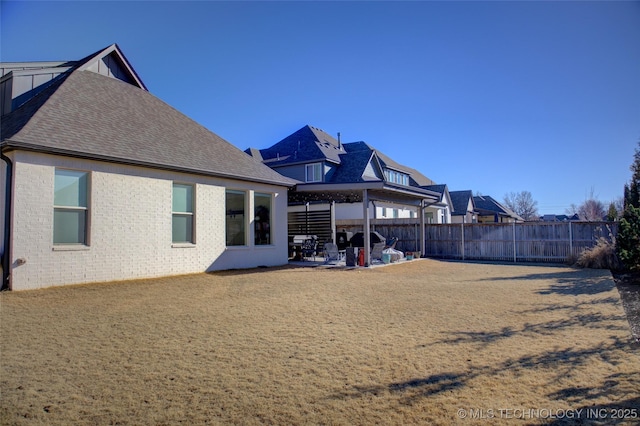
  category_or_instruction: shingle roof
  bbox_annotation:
[343,141,435,186]
[449,190,475,215]
[250,124,439,189]
[473,195,523,220]
[423,184,447,202]
[330,149,377,183]
[255,125,344,166]
[1,69,295,186]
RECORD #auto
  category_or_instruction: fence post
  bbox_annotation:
[513,221,517,263]
[569,221,573,258]
[461,223,465,260]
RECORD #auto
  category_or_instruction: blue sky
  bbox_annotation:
[2,1,639,215]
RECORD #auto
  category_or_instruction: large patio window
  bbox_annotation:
[254,192,272,245]
[305,163,322,182]
[54,169,89,245]
[226,190,246,246]
[172,183,194,243]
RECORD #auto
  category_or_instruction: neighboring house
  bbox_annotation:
[247,125,446,222]
[473,195,524,223]
[0,44,295,291]
[246,125,443,261]
[541,214,580,222]
[449,190,478,224]
[422,184,452,224]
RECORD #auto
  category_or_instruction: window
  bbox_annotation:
[54,169,89,245]
[226,190,246,246]
[254,193,272,245]
[172,183,194,243]
[425,212,434,224]
[305,163,322,182]
[384,169,409,186]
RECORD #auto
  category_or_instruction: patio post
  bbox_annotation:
[330,200,336,244]
[363,189,370,266]
[420,199,426,257]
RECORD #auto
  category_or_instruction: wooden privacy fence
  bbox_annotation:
[424,221,617,263]
[336,220,617,263]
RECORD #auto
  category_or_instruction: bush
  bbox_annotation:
[617,205,640,271]
[576,237,622,270]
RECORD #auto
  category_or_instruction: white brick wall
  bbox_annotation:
[7,151,289,290]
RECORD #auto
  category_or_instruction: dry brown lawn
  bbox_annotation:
[1,259,638,425]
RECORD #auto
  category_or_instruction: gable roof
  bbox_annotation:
[330,143,382,183]
[473,195,523,221]
[423,184,447,201]
[449,190,476,215]
[1,44,147,117]
[1,46,295,187]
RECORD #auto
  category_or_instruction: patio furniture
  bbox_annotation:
[291,235,317,260]
[370,241,386,263]
[300,237,318,261]
[323,242,341,264]
[385,236,399,250]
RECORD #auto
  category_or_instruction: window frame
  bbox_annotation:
[254,192,273,246]
[384,168,409,186]
[225,189,247,247]
[53,168,90,246]
[305,162,323,183]
[172,182,195,245]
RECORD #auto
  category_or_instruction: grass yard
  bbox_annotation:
[1,259,638,425]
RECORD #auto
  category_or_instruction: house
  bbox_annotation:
[473,195,523,223]
[246,125,445,262]
[541,214,579,222]
[422,184,453,223]
[449,190,478,224]
[0,44,295,291]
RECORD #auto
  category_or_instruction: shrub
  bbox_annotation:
[616,205,640,271]
[576,237,622,270]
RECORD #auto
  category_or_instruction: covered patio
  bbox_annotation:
[289,181,440,267]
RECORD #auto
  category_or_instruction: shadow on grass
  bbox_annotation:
[333,336,635,406]
[431,310,628,348]
[520,296,621,314]
[547,393,640,425]
[475,269,615,296]
[332,372,467,405]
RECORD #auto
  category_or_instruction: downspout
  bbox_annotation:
[1,151,12,291]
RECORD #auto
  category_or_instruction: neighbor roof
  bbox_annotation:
[1,46,295,187]
[473,195,523,221]
[449,190,476,215]
[252,125,345,166]
[248,124,440,195]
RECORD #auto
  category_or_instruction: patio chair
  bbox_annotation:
[370,241,386,263]
[385,237,399,250]
[301,237,318,261]
[323,242,341,264]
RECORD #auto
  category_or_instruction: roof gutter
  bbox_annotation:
[1,151,12,291]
